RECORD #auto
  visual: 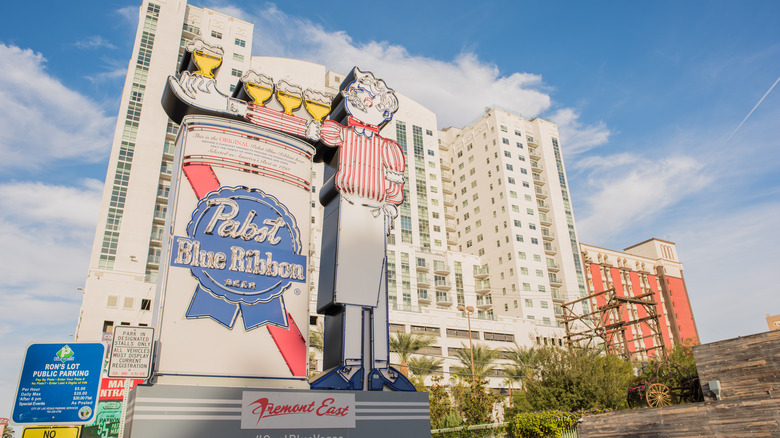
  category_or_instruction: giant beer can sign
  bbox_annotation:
[154,116,312,380]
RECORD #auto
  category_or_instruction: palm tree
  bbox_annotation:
[389,332,436,376]
[503,344,538,392]
[451,343,499,380]
[408,355,444,381]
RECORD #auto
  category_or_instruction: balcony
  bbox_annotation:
[541,230,555,240]
[415,259,429,272]
[547,263,560,272]
[436,291,453,305]
[539,215,552,226]
[476,295,493,309]
[416,274,430,288]
[434,280,452,291]
[534,187,547,198]
[443,195,455,206]
[447,233,457,245]
[473,265,489,279]
[533,174,545,186]
[163,142,175,159]
[441,171,452,183]
[438,141,450,151]
[531,162,543,173]
[536,201,550,212]
[418,290,431,304]
[442,185,453,195]
[475,279,491,294]
[444,207,456,219]
[529,148,541,159]
[445,220,456,232]
[440,160,451,171]
[434,261,450,274]
[548,275,563,287]
[544,244,557,255]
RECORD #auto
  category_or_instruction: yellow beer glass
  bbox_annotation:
[245,82,274,105]
[304,100,331,123]
[192,50,222,78]
[277,90,303,115]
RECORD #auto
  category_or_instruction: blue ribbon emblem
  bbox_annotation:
[170,186,306,330]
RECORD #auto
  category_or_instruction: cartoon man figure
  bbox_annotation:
[310,67,414,391]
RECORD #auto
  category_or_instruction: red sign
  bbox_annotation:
[240,391,355,429]
[98,379,143,401]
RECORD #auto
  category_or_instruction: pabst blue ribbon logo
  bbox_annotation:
[171,186,306,330]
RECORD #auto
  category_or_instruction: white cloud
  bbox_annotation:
[673,202,780,343]
[550,108,611,155]
[575,154,711,243]
[0,44,114,171]
[204,2,608,149]
[0,180,101,415]
[74,36,116,50]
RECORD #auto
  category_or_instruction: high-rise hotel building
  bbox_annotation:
[76,0,591,384]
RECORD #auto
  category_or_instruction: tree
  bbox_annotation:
[389,332,435,377]
[408,355,443,380]
[2,425,15,438]
[504,344,538,391]
[451,343,499,379]
[451,377,502,425]
[523,346,634,412]
[427,375,463,429]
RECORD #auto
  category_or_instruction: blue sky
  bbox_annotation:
[1,0,778,417]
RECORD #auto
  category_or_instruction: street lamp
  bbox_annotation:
[457,305,475,381]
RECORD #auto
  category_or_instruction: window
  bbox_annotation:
[141,299,151,311]
[531,238,539,244]
[106,296,118,307]
[529,223,536,230]
[508,177,516,184]
[426,129,433,136]
[525,299,533,307]
[521,267,529,275]
[514,220,521,227]
[102,321,114,333]
[502,138,510,145]
[517,142,524,148]
[541,301,549,309]
[523,283,531,291]
[506,164,514,171]
[515,130,522,136]
[235,38,246,47]
[522,181,530,187]
[233,53,244,62]
[211,30,222,39]
[536,269,544,277]
[231,68,243,77]
[520,168,528,174]
[527,208,534,215]
[512,205,520,213]
[500,125,508,132]
[477,234,483,242]
[123,297,134,309]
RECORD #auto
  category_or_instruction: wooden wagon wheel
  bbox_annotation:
[646,383,672,407]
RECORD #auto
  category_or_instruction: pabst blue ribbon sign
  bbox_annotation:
[153,117,314,381]
[171,187,305,330]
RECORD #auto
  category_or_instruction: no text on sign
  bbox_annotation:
[108,326,154,379]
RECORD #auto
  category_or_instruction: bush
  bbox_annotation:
[508,409,611,438]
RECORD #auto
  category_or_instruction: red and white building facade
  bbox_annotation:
[580,238,698,360]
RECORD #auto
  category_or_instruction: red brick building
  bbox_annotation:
[573,238,698,360]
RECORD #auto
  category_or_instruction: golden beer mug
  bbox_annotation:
[192,50,222,78]
[276,80,303,115]
[242,72,275,106]
[303,89,333,123]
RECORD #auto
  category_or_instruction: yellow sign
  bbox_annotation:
[22,426,80,438]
